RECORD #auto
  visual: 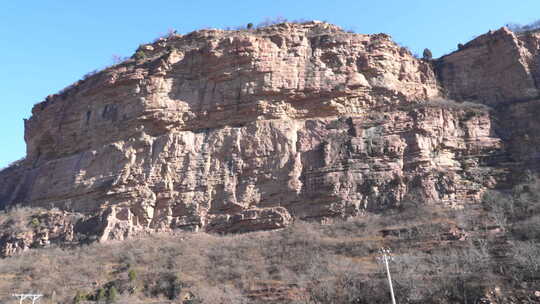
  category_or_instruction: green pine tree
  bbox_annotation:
[96,288,106,303]
[128,269,137,282]
[73,291,84,304]
[107,286,118,303]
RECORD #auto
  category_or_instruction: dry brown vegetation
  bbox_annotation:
[508,19,540,34]
[1,179,540,303]
[0,206,43,235]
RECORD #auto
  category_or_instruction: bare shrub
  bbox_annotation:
[111,54,128,65]
[0,203,529,303]
[301,259,369,304]
[256,16,288,28]
[509,241,540,281]
[191,284,249,304]
[507,19,540,33]
[390,239,493,303]
[512,215,540,241]
[424,98,492,113]
[484,178,540,241]
[82,70,99,81]
[0,206,42,234]
[422,48,433,60]
[0,157,25,172]
[152,28,178,42]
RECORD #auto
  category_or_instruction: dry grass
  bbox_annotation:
[0,186,539,303]
[0,209,500,304]
[0,206,43,235]
[424,98,492,112]
[0,215,387,303]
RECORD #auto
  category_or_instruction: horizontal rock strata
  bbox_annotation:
[1,22,539,249]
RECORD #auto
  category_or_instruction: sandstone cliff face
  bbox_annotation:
[0,22,538,245]
[436,27,540,172]
[436,27,540,105]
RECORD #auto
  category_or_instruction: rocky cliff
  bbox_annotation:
[436,27,540,173]
[1,22,539,251]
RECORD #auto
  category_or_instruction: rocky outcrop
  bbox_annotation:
[436,27,540,105]
[0,22,539,247]
[436,27,540,173]
[0,210,78,257]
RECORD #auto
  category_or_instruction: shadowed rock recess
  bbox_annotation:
[1,22,539,251]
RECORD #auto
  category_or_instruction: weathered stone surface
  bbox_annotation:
[435,26,540,177]
[0,210,78,257]
[495,98,540,173]
[436,27,540,105]
[0,22,539,247]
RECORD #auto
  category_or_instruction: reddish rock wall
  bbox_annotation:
[1,22,539,243]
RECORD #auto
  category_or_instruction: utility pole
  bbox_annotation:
[378,247,397,304]
[11,294,43,304]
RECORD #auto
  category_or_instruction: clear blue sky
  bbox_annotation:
[1,0,538,168]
